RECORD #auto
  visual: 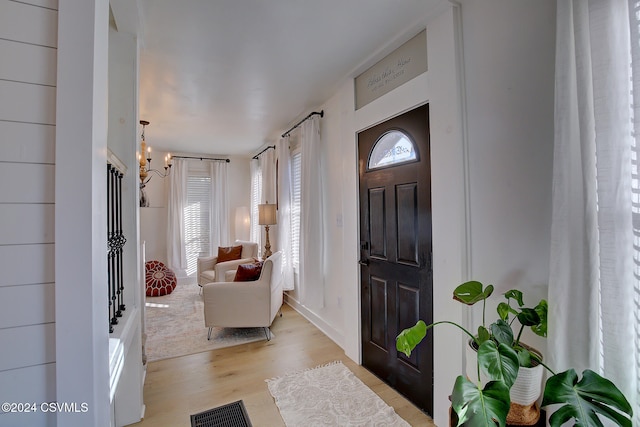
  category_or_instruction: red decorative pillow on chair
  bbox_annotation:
[233,261,263,282]
[217,245,243,262]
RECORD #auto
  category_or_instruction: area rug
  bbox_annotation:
[145,281,269,362]
[266,361,410,427]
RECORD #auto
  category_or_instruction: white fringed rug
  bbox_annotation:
[266,361,410,427]
[145,282,269,362]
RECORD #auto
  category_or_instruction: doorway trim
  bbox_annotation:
[344,4,469,424]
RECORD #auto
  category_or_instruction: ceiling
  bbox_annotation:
[137,0,441,156]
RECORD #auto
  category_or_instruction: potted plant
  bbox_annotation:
[459,282,547,424]
[396,280,633,427]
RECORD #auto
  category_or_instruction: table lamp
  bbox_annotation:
[258,202,277,258]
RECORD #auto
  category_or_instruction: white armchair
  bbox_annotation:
[197,240,258,287]
[203,251,283,340]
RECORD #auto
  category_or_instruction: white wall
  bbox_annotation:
[140,154,251,270]
[283,1,555,425]
[55,0,112,426]
[107,18,145,426]
[1,1,145,426]
[461,0,555,353]
[0,1,58,426]
[284,6,469,424]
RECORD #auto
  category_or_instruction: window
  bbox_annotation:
[368,130,418,170]
[290,150,302,269]
[184,174,211,276]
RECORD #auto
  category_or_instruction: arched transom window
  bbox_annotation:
[367,130,418,170]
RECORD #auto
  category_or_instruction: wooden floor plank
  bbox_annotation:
[131,304,435,427]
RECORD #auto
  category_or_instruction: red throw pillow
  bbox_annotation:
[217,245,243,263]
[233,261,263,282]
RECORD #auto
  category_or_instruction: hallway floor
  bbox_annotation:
[131,304,435,426]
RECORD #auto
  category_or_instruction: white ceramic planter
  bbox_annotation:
[465,339,543,404]
[510,364,543,405]
[465,340,543,425]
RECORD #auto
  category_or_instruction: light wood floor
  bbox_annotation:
[131,303,436,427]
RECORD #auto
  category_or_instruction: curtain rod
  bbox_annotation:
[172,155,230,162]
[252,145,275,160]
[282,110,324,138]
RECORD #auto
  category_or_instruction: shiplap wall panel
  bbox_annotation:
[0,81,56,124]
[0,410,55,427]
[0,39,57,86]
[0,1,57,47]
[0,244,54,286]
[0,204,54,245]
[0,121,55,164]
[0,164,54,203]
[0,283,54,328]
[0,0,58,417]
[0,323,55,371]
[0,363,56,426]
[0,362,56,407]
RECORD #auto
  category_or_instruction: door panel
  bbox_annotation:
[396,183,419,266]
[358,104,433,414]
[370,276,389,349]
[397,283,420,368]
[368,188,387,259]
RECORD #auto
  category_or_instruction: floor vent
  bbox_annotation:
[190,400,253,427]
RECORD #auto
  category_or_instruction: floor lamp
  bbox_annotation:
[258,202,277,258]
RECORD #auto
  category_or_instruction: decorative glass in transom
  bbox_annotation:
[368,130,417,170]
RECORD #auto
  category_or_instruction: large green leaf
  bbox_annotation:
[516,308,540,326]
[504,289,524,307]
[496,302,517,321]
[395,320,427,357]
[477,341,519,388]
[454,281,494,305]
[452,376,510,427]
[477,326,491,344]
[515,347,532,368]
[490,319,514,346]
[542,369,633,427]
[531,300,547,337]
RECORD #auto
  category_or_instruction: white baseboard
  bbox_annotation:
[283,294,345,349]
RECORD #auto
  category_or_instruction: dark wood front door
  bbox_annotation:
[358,104,433,414]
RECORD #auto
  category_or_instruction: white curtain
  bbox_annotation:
[549,0,638,419]
[277,136,294,291]
[260,148,276,205]
[166,158,188,276]
[209,160,229,249]
[299,115,324,308]
[250,160,262,247]
[260,148,277,252]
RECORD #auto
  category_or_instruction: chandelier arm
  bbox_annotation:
[147,168,170,178]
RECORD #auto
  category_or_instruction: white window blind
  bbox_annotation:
[290,151,302,269]
[184,175,211,276]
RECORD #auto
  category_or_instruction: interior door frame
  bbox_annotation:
[354,102,431,362]
[347,7,469,425]
[356,102,433,412]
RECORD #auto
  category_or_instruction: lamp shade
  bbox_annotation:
[258,203,277,225]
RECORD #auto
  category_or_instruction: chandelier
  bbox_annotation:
[138,120,171,188]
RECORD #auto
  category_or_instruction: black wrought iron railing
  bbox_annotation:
[107,164,127,333]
